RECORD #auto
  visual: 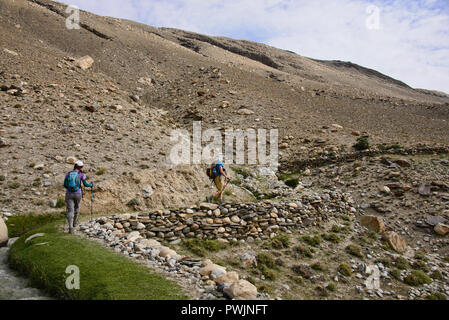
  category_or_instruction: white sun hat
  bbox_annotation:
[75,160,84,167]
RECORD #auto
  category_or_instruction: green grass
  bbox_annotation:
[8,222,188,300]
[6,213,65,238]
[182,239,229,257]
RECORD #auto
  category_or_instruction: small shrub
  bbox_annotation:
[126,198,140,207]
[96,167,107,175]
[271,234,290,249]
[55,197,65,209]
[291,264,314,279]
[322,233,341,244]
[311,262,325,272]
[257,253,276,269]
[302,235,321,247]
[412,261,430,273]
[338,263,352,277]
[395,257,409,270]
[426,292,447,300]
[414,250,429,262]
[353,136,370,151]
[404,270,432,286]
[326,283,336,292]
[259,265,276,281]
[293,245,314,258]
[8,182,20,189]
[345,244,363,258]
[285,178,299,189]
[390,268,402,281]
[430,270,443,280]
[330,224,342,233]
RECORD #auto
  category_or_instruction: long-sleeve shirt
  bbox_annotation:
[64,170,93,194]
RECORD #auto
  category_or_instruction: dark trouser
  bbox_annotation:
[66,193,82,231]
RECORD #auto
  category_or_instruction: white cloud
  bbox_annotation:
[61,0,449,93]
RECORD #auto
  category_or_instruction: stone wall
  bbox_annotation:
[83,190,357,244]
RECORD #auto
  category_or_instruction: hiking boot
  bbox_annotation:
[68,227,73,234]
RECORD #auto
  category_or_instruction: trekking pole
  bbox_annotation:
[90,186,94,222]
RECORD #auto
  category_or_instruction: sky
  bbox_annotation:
[58,0,449,93]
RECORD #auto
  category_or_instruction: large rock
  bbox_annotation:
[434,223,449,236]
[215,271,239,284]
[159,247,177,258]
[0,218,8,247]
[127,231,141,242]
[200,203,218,211]
[75,55,94,70]
[199,263,226,276]
[382,231,407,253]
[223,280,258,300]
[240,253,257,268]
[360,216,386,234]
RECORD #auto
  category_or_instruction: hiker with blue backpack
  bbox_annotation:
[64,160,94,234]
[206,156,231,204]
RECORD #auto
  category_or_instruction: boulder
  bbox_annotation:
[223,280,258,300]
[360,216,386,234]
[434,223,449,236]
[66,156,77,164]
[199,263,226,276]
[0,218,8,247]
[215,271,239,284]
[127,231,141,242]
[237,108,254,115]
[159,247,176,258]
[240,253,257,268]
[382,231,407,253]
[138,239,161,248]
[0,137,9,148]
[394,159,411,168]
[210,268,227,279]
[138,77,153,86]
[200,203,218,210]
[75,55,94,70]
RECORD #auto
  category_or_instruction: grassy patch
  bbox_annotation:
[321,233,341,244]
[266,233,291,249]
[301,235,321,247]
[293,245,315,258]
[183,239,229,257]
[404,270,432,286]
[8,222,188,300]
[6,213,65,238]
[390,268,402,281]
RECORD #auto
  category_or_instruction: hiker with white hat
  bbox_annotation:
[63,160,94,234]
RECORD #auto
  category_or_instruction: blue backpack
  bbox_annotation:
[64,171,81,192]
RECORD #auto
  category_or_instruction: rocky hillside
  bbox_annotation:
[0,0,448,216]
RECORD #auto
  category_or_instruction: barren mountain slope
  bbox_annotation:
[0,0,448,215]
